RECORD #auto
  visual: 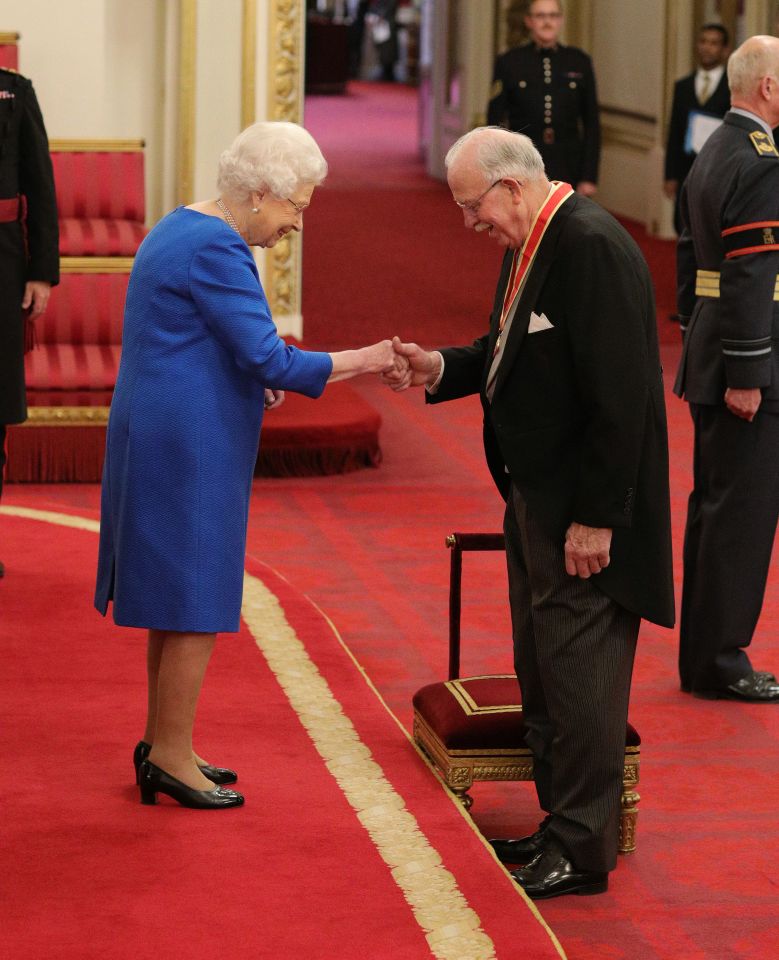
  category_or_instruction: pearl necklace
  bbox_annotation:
[216,197,240,234]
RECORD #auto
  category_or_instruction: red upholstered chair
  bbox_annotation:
[26,264,129,407]
[6,140,145,480]
[0,32,19,70]
[412,532,641,854]
[51,140,148,257]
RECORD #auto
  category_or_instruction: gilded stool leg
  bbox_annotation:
[619,762,640,854]
[447,766,474,811]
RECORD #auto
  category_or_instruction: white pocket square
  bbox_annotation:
[528,311,554,334]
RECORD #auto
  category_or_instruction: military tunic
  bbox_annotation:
[0,67,59,426]
[674,111,779,693]
[487,42,600,186]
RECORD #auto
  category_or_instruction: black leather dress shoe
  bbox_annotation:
[681,670,779,700]
[511,840,608,899]
[133,740,238,785]
[139,760,244,808]
[686,672,779,702]
[490,816,550,864]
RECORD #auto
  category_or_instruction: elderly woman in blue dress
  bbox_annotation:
[95,122,395,809]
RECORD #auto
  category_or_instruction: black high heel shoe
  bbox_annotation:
[138,759,245,809]
[133,740,238,786]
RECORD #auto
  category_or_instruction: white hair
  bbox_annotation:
[728,36,779,97]
[217,121,328,200]
[445,127,546,183]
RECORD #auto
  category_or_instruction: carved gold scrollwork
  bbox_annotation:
[267,0,303,321]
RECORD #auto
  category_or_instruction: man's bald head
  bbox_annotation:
[728,36,779,117]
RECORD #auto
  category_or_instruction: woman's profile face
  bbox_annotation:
[251,182,315,247]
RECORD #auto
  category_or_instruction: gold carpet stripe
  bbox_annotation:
[0,504,100,533]
[304,591,568,960]
[242,572,499,960]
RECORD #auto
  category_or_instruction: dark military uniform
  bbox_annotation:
[487,42,600,186]
[0,67,59,500]
[674,111,779,694]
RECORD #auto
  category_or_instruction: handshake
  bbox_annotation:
[354,336,443,392]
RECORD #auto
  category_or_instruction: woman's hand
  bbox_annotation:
[263,388,285,410]
[328,340,396,382]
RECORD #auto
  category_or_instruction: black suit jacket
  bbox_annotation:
[664,71,730,184]
[429,195,674,628]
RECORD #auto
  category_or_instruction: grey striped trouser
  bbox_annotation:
[504,484,639,872]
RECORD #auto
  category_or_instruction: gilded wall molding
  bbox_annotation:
[241,0,257,129]
[177,0,197,206]
[266,0,304,323]
[49,139,145,152]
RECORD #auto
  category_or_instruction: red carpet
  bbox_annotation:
[0,507,563,960]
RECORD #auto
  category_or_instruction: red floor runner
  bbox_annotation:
[0,509,562,960]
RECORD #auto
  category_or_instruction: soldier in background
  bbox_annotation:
[0,66,59,578]
[674,36,779,703]
[664,23,731,234]
[487,0,600,195]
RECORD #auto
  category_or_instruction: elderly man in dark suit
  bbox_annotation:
[674,35,779,703]
[0,67,59,578]
[664,23,731,234]
[384,126,674,898]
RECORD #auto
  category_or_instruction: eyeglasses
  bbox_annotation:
[528,12,562,20]
[287,197,308,215]
[455,179,502,215]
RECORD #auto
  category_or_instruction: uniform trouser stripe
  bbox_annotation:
[679,404,779,691]
[504,485,639,872]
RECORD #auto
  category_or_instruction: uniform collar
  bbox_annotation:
[729,107,775,142]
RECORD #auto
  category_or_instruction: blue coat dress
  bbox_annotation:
[94,208,332,632]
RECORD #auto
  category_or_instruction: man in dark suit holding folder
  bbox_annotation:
[384,127,674,898]
[664,23,730,234]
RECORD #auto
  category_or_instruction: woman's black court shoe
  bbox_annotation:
[138,760,244,809]
[133,740,238,786]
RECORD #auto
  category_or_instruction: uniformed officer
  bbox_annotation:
[0,67,59,578]
[487,0,600,194]
[674,35,779,702]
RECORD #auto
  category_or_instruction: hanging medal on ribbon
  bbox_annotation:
[493,181,574,356]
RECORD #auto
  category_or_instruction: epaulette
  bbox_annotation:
[749,130,779,157]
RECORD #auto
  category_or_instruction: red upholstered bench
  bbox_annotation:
[51,140,147,256]
[6,140,146,480]
[0,31,19,70]
[412,533,642,855]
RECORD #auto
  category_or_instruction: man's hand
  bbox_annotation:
[564,522,612,578]
[724,387,761,422]
[22,281,51,318]
[663,179,678,200]
[576,181,597,197]
[381,336,442,392]
[263,388,285,410]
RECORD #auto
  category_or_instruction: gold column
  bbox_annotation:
[265,0,305,324]
[177,0,197,205]
[241,0,257,129]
